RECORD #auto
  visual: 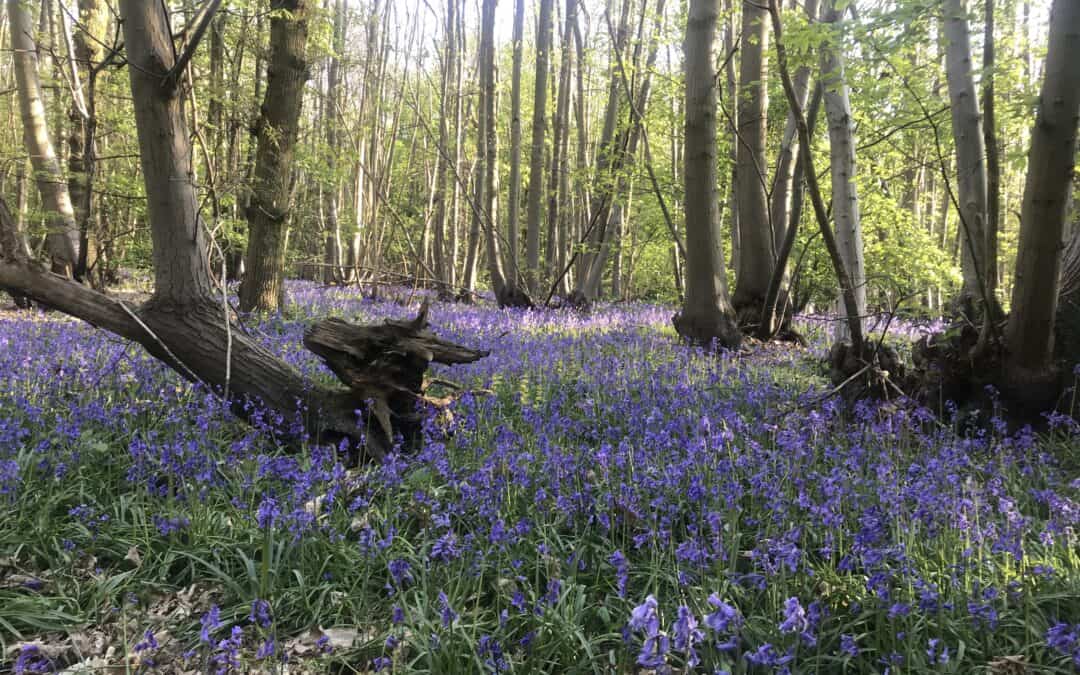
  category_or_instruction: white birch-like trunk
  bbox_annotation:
[821,2,866,343]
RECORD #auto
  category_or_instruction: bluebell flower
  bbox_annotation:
[704,594,741,634]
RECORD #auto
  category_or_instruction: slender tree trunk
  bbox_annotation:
[573,0,630,304]
[768,0,864,352]
[983,0,1001,311]
[731,0,772,318]
[547,0,576,298]
[769,0,818,251]
[66,0,106,285]
[525,0,555,294]
[673,0,740,349]
[943,0,991,312]
[322,0,347,284]
[239,0,311,312]
[8,0,80,277]
[432,0,459,288]
[723,0,739,274]
[507,0,525,284]
[1005,0,1080,376]
[821,1,865,343]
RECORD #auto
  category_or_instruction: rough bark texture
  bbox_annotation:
[731,0,772,318]
[673,0,741,350]
[304,304,488,451]
[240,0,311,312]
[8,0,81,276]
[821,2,866,344]
[943,0,991,310]
[1005,0,1080,376]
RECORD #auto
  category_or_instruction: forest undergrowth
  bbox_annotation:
[1,282,1078,674]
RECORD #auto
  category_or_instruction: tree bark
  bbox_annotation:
[572,0,631,304]
[66,0,107,285]
[767,0,864,353]
[546,0,576,298]
[983,0,1001,312]
[821,1,866,343]
[432,0,460,288]
[943,0,992,312]
[769,0,818,252]
[525,0,555,295]
[239,0,311,312]
[731,0,772,317]
[507,0,525,284]
[1005,0,1080,375]
[673,0,740,350]
[8,0,81,277]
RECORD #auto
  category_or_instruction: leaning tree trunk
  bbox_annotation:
[770,0,818,256]
[239,0,311,313]
[8,0,80,277]
[0,1,486,464]
[731,0,772,323]
[672,0,741,350]
[1005,0,1080,384]
[767,0,864,355]
[943,0,993,316]
[821,1,866,344]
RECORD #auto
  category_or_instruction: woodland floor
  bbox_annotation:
[1,281,1078,674]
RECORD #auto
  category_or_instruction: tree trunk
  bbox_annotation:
[546,0,576,299]
[673,0,740,350]
[8,0,80,277]
[731,0,772,318]
[239,0,311,312]
[432,0,459,289]
[983,0,1001,312]
[767,0,864,354]
[943,0,992,313]
[507,0,525,285]
[572,0,631,304]
[66,0,107,285]
[821,1,866,344]
[525,0,554,294]
[769,0,818,252]
[1005,0,1080,377]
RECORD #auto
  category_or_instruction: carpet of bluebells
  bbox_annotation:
[1,281,1079,673]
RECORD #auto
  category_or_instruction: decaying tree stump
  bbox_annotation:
[304,302,489,457]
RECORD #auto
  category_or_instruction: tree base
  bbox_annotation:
[495,285,534,309]
[905,317,1070,428]
[672,308,742,350]
[827,340,905,404]
[564,290,592,313]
